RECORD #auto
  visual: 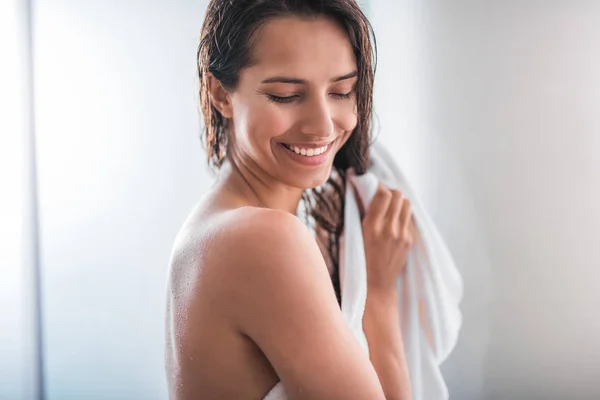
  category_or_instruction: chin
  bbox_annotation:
[292,165,334,190]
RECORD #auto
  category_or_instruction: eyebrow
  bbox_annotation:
[261,71,358,84]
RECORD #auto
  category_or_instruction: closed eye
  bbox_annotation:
[267,92,354,104]
[331,91,353,100]
[266,94,299,104]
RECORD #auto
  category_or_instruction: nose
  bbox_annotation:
[299,96,334,139]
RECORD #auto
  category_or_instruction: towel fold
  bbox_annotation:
[265,140,463,400]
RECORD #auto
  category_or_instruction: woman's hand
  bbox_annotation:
[362,183,415,293]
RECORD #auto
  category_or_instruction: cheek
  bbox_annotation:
[233,98,292,146]
[335,105,359,147]
[335,103,358,138]
[246,105,294,149]
[338,109,358,132]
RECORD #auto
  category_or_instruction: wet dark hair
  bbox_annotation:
[197,0,377,304]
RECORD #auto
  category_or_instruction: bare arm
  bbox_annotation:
[363,288,412,400]
[229,209,386,400]
[362,184,415,400]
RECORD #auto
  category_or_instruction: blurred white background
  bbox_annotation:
[2,0,599,399]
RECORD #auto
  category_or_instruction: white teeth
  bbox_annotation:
[288,144,329,157]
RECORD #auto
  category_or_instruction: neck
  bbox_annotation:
[215,155,304,215]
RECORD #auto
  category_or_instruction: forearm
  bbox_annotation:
[362,288,412,400]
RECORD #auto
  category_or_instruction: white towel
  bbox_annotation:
[343,140,463,399]
[265,140,463,400]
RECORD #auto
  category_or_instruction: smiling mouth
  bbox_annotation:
[281,140,335,157]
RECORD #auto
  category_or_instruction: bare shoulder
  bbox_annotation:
[220,206,314,249]
[217,207,320,272]
[216,206,334,315]
[167,206,384,399]
[167,206,321,309]
[168,204,337,335]
[165,206,322,396]
[195,206,328,312]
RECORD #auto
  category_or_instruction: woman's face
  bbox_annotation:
[226,16,358,189]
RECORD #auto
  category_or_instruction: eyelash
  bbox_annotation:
[267,92,353,104]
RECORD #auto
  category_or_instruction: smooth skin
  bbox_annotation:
[166,16,414,400]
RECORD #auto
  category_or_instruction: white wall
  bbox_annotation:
[372,1,600,399]
[0,1,42,399]
[33,1,210,398]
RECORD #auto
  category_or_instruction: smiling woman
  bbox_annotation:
[202,13,364,190]
[165,1,412,399]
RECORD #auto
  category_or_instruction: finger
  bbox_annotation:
[384,190,404,235]
[400,199,412,236]
[364,183,392,230]
[407,218,417,245]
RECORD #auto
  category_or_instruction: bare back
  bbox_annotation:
[165,193,282,399]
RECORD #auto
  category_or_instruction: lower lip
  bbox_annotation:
[278,141,334,166]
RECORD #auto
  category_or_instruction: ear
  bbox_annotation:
[207,73,233,119]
